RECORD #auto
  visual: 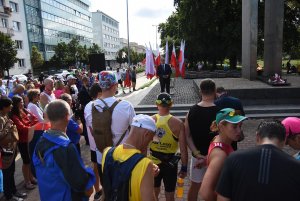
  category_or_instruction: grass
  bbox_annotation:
[138,78,157,90]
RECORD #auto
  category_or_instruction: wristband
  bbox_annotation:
[192,150,201,158]
[180,165,187,172]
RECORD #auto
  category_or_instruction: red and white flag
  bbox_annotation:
[165,40,169,64]
[170,43,180,77]
[178,40,185,78]
[155,46,161,66]
[145,45,156,79]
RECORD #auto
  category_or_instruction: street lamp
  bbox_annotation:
[126,0,130,66]
[152,25,158,48]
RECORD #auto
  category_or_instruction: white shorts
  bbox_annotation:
[189,156,207,183]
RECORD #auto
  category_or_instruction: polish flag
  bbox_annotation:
[155,47,161,66]
[178,40,185,78]
[170,43,179,77]
[145,45,156,79]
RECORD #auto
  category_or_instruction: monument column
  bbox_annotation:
[263,0,284,76]
[242,0,258,80]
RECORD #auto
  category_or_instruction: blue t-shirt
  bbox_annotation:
[66,119,80,144]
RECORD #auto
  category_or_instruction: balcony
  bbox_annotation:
[0,5,12,17]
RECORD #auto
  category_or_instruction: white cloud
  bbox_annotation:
[90,0,175,48]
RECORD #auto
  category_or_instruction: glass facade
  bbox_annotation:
[24,0,93,61]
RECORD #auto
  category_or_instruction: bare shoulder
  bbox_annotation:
[169,116,183,128]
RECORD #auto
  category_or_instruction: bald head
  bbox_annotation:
[45,100,70,122]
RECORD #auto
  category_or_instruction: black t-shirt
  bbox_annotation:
[216,144,300,201]
[188,104,219,155]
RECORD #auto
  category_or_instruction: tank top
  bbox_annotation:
[188,105,219,155]
[102,145,152,201]
[41,91,56,103]
[207,141,234,165]
[149,114,178,164]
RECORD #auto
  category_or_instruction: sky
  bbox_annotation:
[90,0,176,48]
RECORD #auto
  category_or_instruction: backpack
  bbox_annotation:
[103,147,144,201]
[92,99,126,152]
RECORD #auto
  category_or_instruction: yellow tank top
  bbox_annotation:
[102,145,152,201]
[149,114,179,164]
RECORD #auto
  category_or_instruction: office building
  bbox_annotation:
[24,0,93,65]
[0,0,32,75]
[120,38,146,54]
[92,10,120,66]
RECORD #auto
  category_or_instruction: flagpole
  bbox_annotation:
[126,0,130,67]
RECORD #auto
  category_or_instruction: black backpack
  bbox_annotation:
[103,147,144,201]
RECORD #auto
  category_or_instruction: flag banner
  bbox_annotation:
[165,40,169,64]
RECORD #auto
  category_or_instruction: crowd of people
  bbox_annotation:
[0,69,299,201]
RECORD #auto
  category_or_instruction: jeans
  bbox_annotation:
[3,160,17,199]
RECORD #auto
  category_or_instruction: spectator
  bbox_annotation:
[10,96,38,190]
[40,78,55,109]
[184,79,219,201]
[124,68,132,93]
[200,108,247,201]
[60,93,83,155]
[8,84,25,99]
[281,117,300,160]
[102,114,158,201]
[216,120,300,201]
[33,100,95,201]
[0,97,27,201]
[88,71,95,86]
[131,66,137,91]
[53,80,65,99]
[84,83,102,201]
[150,93,188,201]
[27,89,44,122]
[215,86,245,150]
[0,79,7,96]
[116,68,125,94]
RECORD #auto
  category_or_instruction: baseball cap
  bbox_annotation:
[281,117,300,138]
[216,108,247,125]
[155,93,173,106]
[98,71,117,89]
[67,75,77,81]
[131,114,157,133]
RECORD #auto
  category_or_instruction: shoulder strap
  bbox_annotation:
[99,98,109,108]
[109,99,121,112]
[115,125,130,146]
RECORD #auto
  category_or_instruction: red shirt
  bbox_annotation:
[207,141,234,165]
[11,110,38,143]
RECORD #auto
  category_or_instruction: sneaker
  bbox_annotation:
[24,182,36,190]
[7,196,24,201]
[13,191,27,198]
[94,190,102,201]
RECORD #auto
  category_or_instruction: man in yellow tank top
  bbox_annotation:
[102,114,159,201]
[150,93,188,201]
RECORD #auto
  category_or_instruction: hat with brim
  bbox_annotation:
[131,114,157,133]
[216,108,247,125]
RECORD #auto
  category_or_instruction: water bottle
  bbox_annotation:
[176,177,184,198]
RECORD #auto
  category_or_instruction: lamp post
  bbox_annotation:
[126,0,130,66]
[152,24,158,48]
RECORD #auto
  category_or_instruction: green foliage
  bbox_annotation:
[88,43,104,54]
[161,0,300,69]
[31,46,44,71]
[115,47,145,66]
[0,32,17,76]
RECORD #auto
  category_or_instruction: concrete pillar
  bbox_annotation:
[263,0,284,76]
[242,0,258,80]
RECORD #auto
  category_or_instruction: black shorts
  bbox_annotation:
[131,78,136,83]
[118,80,122,85]
[154,163,178,192]
[91,150,97,163]
[18,142,31,164]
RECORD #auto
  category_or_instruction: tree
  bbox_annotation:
[88,43,104,54]
[50,42,68,69]
[115,47,141,66]
[0,32,17,77]
[31,45,44,72]
[66,38,80,66]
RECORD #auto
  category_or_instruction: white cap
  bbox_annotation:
[131,114,157,133]
[67,75,77,81]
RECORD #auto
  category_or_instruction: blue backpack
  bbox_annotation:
[103,147,144,201]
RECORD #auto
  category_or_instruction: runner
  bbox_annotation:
[149,93,188,201]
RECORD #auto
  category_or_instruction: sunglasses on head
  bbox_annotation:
[155,99,172,105]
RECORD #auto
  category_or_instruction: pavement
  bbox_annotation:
[1,74,298,201]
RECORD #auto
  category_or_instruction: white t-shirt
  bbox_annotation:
[84,101,97,151]
[116,71,122,81]
[27,102,44,122]
[86,96,136,164]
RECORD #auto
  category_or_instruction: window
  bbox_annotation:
[18,59,25,67]
[9,1,18,12]
[15,40,23,49]
[12,21,20,31]
[1,18,8,28]
[0,0,4,6]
